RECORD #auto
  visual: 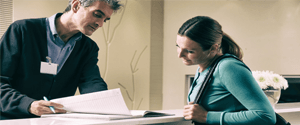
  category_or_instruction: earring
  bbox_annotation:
[207,53,211,57]
[207,52,214,57]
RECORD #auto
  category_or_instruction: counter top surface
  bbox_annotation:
[0,109,189,125]
[0,103,299,125]
[274,102,300,113]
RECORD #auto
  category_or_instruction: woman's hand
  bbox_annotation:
[28,100,67,116]
[183,101,208,123]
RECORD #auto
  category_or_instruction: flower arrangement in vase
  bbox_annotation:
[252,70,289,90]
[252,70,289,108]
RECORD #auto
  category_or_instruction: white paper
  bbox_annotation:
[41,113,139,120]
[41,110,174,120]
[130,110,175,117]
[42,89,174,120]
[50,88,131,115]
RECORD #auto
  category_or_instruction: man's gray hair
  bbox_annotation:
[64,0,122,13]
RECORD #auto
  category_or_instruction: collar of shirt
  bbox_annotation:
[47,13,82,47]
[187,66,210,103]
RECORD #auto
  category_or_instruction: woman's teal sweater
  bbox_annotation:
[188,55,276,125]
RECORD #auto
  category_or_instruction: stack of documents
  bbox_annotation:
[41,88,174,120]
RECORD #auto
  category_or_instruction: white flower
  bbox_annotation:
[252,71,268,89]
[270,73,288,89]
[252,70,289,90]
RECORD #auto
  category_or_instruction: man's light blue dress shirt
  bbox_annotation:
[46,13,82,73]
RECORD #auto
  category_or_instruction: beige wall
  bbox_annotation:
[92,1,152,110]
[163,0,300,109]
[13,0,68,20]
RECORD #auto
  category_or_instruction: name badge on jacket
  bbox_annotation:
[40,56,57,75]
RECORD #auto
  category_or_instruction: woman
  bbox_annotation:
[177,16,276,125]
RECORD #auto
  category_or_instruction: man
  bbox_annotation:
[0,0,122,119]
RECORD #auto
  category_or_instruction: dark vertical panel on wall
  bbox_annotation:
[0,0,13,37]
[150,0,164,110]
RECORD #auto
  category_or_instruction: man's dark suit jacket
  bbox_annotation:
[0,18,107,119]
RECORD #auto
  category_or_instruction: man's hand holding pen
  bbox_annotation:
[28,100,66,116]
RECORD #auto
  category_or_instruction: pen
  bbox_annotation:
[43,96,56,113]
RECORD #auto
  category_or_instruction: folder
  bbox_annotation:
[41,88,174,120]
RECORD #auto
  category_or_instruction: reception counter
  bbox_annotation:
[0,109,193,125]
[0,103,299,125]
[275,102,300,125]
